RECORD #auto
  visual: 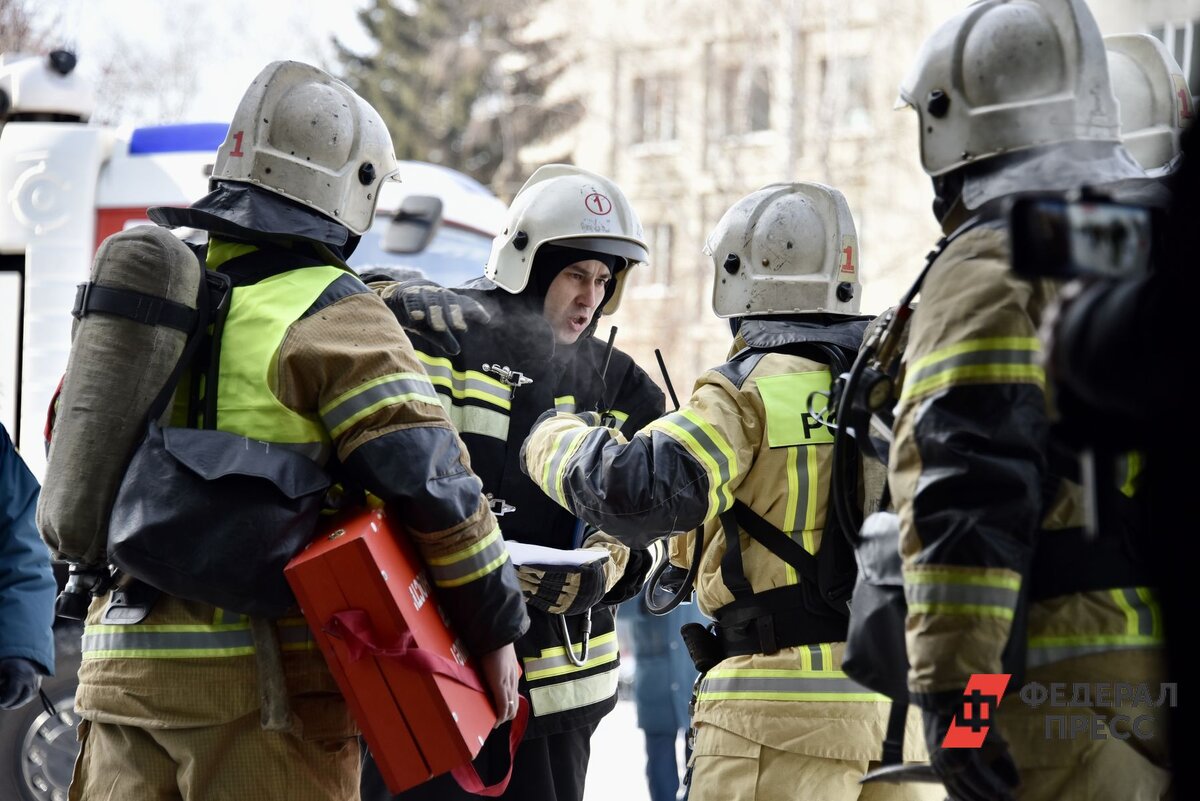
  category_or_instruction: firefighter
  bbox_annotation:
[885,2,1170,799]
[520,182,940,801]
[1044,115,1198,801]
[361,164,665,801]
[66,62,528,801]
[0,422,54,711]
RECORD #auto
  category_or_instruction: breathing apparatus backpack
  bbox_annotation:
[38,227,214,568]
[43,227,339,621]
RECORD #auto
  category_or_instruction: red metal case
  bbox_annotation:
[285,507,497,793]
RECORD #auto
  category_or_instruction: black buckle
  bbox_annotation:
[756,615,779,655]
[71,282,92,319]
[100,581,160,625]
[206,270,233,312]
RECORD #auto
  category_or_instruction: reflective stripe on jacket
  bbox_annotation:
[377,283,665,737]
[522,630,620,717]
[522,318,924,761]
[890,226,1164,696]
[77,242,527,728]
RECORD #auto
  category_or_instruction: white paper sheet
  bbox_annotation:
[505,540,608,567]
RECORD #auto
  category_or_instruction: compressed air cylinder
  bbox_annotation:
[37,226,201,565]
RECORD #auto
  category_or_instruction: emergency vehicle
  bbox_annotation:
[0,50,505,801]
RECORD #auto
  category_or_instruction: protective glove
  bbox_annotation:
[516,539,612,616]
[0,657,42,710]
[379,279,490,356]
[587,532,666,606]
[920,697,1020,801]
[581,531,632,596]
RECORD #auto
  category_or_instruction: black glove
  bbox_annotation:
[920,697,1020,801]
[600,541,658,606]
[0,657,42,710]
[517,555,611,616]
[382,279,490,356]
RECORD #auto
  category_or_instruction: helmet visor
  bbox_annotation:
[553,236,649,265]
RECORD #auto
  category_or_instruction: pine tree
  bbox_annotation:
[335,0,581,194]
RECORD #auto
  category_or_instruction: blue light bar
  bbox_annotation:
[129,123,228,155]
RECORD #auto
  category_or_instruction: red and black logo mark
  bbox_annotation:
[943,674,1012,748]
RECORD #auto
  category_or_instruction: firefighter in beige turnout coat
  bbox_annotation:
[65,62,528,801]
[891,2,1170,800]
[522,183,940,801]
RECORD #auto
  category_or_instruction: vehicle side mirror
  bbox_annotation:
[383,195,444,254]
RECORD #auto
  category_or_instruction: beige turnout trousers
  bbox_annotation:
[687,724,945,801]
[69,702,358,801]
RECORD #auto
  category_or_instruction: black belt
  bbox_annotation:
[713,585,849,657]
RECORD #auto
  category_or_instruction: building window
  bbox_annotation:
[720,66,772,135]
[1150,20,1200,99]
[820,55,871,133]
[749,68,771,132]
[643,223,673,286]
[632,74,678,143]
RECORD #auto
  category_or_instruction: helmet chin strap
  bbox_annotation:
[931,169,967,228]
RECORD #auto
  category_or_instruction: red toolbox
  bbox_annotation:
[285,506,510,794]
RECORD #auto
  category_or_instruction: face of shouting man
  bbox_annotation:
[541,259,613,345]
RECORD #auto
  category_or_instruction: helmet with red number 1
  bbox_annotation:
[150,61,399,255]
[209,60,399,235]
[485,165,648,314]
[898,0,1122,177]
[705,182,861,318]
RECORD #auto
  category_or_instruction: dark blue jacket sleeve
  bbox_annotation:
[1,424,56,674]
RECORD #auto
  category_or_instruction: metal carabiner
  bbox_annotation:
[558,607,592,667]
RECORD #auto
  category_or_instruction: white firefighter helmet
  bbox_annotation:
[210,61,398,235]
[485,164,648,314]
[705,182,861,319]
[1106,33,1192,176]
[0,51,93,122]
[898,0,1121,178]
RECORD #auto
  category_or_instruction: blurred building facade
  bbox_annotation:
[524,0,1200,391]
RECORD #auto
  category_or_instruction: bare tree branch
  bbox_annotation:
[0,0,62,55]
